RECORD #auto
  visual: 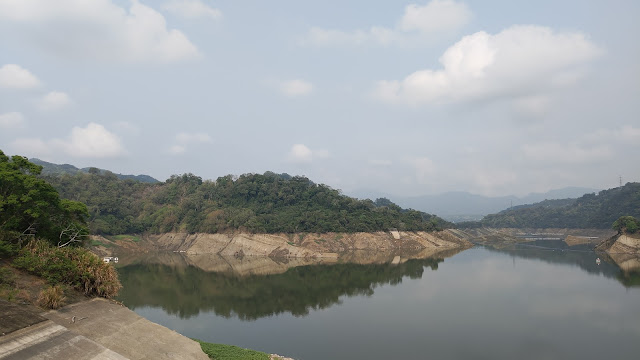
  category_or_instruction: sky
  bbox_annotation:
[1,0,639,198]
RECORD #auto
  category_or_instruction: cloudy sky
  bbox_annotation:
[1,0,638,198]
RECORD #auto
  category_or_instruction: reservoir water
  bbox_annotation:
[116,246,640,360]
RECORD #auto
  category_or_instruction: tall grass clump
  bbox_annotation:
[13,239,121,298]
[38,285,66,309]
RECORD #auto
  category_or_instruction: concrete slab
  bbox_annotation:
[43,298,208,360]
[0,300,46,336]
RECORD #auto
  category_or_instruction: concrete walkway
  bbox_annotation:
[0,298,208,360]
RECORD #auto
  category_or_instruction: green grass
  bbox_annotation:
[110,235,141,242]
[193,340,270,360]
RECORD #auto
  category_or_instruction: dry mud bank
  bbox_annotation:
[122,230,472,258]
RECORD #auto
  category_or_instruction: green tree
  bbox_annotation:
[612,216,639,234]
[0,150,89,248]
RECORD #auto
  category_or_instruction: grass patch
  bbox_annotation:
[334,234,343,241]
[287,241,295,246]
[90,240,113,248]
[110,235,141,243]
[38,285,66,309]
[194,339,270,360]
[298,234,305,241]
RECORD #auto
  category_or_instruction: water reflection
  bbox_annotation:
[482,241,640,288]
[116,252,453,320]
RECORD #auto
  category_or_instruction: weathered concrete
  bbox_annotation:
[0,300,46,336]
[0,298,208,360]
[0,319,126,360]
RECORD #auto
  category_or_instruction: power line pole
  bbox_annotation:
[619,175,622,187]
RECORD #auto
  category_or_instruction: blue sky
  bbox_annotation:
[1,0,638,197]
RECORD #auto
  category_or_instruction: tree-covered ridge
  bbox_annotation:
[30,158,159,183]
[45,171,451,235]
[468,182,640,229]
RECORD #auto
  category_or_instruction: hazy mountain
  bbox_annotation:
[30,158,159,183]
[348,187,600,222]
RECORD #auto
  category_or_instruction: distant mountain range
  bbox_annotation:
[348,187,601,222]
[30,158,159,183]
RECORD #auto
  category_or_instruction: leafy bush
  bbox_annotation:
[37,285,66,309]
[193,339,270,360]
[612,215,640,234]
[13,239,121,298]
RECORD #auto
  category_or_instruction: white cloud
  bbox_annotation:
[521,142,613,164]
[58,123,126,158]
[169,131,211,155]
[0,112,25,129]
[287,144,329,164]
[399,0,471,33]
[302,0,470,46]
[0,64,41,89]
[162,0,222,20]
[0,0,199,63]
[280,79,313,97]
[288,144,313,163]
[374,25,602,105]
[168,145,186,155]
[38,91,72,110]
[617,126,640,144]
[10,122,126,159]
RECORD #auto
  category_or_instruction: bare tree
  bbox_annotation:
[57,223,88,248]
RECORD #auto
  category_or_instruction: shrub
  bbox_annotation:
[612,216,640,234]
[13,239,121,298]
[38,285,66,309]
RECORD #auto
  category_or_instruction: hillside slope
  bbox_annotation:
[44,171,451,235]
[466,182,640,229]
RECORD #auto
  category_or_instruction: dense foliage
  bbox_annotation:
[0,150,89,250]
[13,239,121,298]
[612,215,639,234]
[461,182,640,229]
[45,171,451,234]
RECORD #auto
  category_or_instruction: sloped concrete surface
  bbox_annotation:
[0,298,208,360]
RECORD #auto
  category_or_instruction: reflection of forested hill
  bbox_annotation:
[484,245,640,288]
[116,258,443,320]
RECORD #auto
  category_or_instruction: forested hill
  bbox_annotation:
[464,182,640,229]
[43,171,450,235]
[31,158,159,183]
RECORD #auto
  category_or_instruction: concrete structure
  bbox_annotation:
[0,298,208,360]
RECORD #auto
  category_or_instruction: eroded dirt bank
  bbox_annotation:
[595,233,640,271]
[94,230,472,259]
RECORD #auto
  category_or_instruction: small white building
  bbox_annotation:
[103,256,119,263]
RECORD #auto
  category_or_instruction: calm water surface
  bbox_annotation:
[116,247,640,360]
